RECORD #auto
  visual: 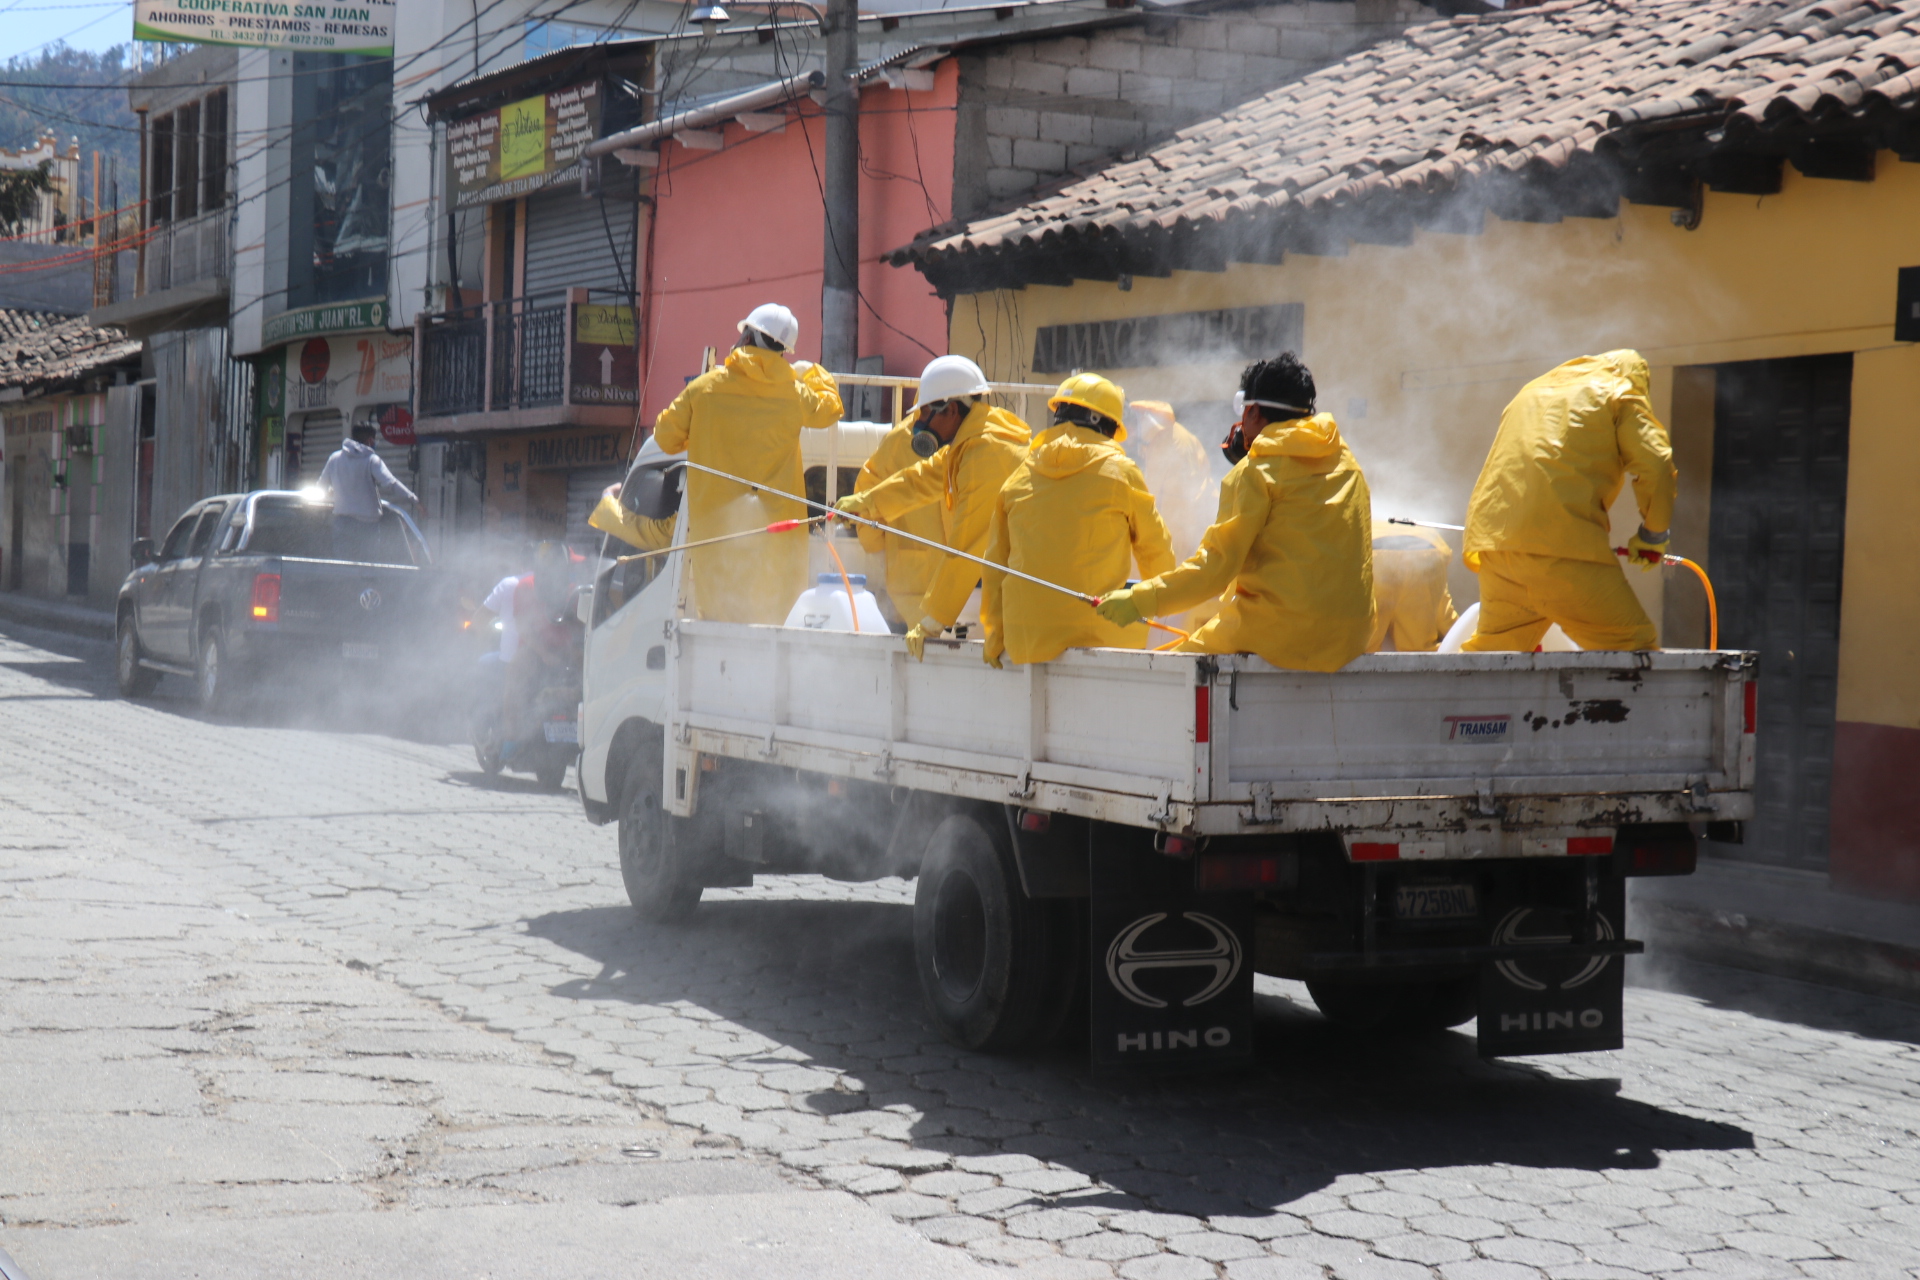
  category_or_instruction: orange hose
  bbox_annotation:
[1614,546,1719,649]
[822,530,862,634]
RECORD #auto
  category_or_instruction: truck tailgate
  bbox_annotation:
[667,622,1754,839]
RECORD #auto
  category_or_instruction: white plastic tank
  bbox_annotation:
[785,573,889,634]
[1438,603,1581,653]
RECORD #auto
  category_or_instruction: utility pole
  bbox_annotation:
[819,0,858,375]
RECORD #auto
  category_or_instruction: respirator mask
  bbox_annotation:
[910,400,955,458]
[1221,389,1313,466]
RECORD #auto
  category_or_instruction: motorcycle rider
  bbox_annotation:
[490,542,581,760]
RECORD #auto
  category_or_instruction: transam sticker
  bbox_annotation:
[1445,714,1511,744]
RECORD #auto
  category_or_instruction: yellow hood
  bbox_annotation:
[724,345,799,391]
[1249,412,1343,460]
[1535,350,1649,398]
[1027,424,1121,479]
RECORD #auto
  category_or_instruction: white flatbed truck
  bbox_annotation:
[578,431,1756,1072]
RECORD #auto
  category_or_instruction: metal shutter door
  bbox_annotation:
[521,174,638,299]
[294,411,343,486]
[566,464,627,550]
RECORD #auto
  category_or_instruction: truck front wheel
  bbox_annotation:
[913,814,1076,1053]
[617,750,701,921]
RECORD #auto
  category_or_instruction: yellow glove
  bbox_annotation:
[983,631,1005,670]
[1626,528,1670,573]
[905,617,942,661]
[1095,589,1143,629]
[833,492,871,522]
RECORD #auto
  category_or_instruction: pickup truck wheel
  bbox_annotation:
[115,617,158,697]
[618,751,700,921]
[913,814,1070,1053]
[195,628,233,715]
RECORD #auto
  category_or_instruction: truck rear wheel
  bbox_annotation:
[617,749,701,921]
[1307,975,1477,1033]
[913,813,1077,1053]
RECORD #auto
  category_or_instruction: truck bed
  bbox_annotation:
[665,620,1755,844]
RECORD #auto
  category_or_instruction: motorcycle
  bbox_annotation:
[471,587,583,791]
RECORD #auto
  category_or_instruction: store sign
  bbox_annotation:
[447,81,602,210]
[133,0,395,55]
[262,296,387,347]
[570,303,639,405]
[376,404,415,446]
[284,333,411,414]
[525,426,632,470]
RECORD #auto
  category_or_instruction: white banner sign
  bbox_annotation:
[134,0,395,55]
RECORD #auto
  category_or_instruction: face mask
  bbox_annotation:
[1221,423,1249,467]
[911,401,953,457]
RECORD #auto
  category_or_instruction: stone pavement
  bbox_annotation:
[1,618,1917,1279]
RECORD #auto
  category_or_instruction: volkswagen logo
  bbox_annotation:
[1104,912,1242,1009]
[358,587,383,612]
[1491,906,1614,992]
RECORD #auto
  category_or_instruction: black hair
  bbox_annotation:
[1051,401,1120,437]
[740,327,786,354]
[350,422,377,442]
[1240,353,1315,419]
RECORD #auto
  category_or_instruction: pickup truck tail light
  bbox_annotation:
[1743,679,1757,734]
[1616,823,1697,876]
[250,572,281,622]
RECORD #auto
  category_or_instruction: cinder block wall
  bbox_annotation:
[953,1,1438,220]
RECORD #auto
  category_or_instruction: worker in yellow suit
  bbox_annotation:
[852,421,947,629]
[1368,520,1457,652]
[1096,354,1375,672]
[1462,349,1674,652]
[1128,400,1215,562]
[833,355,1029,660]
[650,304,842,624]
[981,374,1174,667]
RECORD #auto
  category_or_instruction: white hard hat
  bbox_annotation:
[915,354,991,405]
[738,303,799,351]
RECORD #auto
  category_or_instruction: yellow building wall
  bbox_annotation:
[952,152,1920,733]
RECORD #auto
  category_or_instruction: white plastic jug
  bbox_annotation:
[1439,603,1580,653]
[785,573,889,634]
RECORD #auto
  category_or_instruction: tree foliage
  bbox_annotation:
[0,46,140,209]
[0,160,54,237]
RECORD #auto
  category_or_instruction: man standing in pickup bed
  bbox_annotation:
[318,421,418,562]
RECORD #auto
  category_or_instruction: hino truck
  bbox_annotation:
[576,425,1755,1072]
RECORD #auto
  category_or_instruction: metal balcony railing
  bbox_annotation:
[416,289,638,421]
[138,207,228,296]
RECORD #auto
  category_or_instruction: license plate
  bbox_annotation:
[543,720,579,744]
[342,642,379,660]
[1395,883,1478,920]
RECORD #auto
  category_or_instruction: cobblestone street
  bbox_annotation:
[2,620,1917,1280]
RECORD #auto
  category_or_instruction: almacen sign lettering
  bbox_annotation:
[448,81,602,209]
[134,0,395,54]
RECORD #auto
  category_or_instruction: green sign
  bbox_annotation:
[447,80,602,210]
[133,0,395,54]
[262,296,387,347]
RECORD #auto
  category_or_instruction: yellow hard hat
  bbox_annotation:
[1048,372,1127,440]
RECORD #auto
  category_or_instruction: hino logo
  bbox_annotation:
[1445,714,1510,743]
[1497,1009,1606,1033]
[358,587,383,612]
[1115,1027,1232,1053]
[1104,912,1242,1009]
[1492,906,1615,992]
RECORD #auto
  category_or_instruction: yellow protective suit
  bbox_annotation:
[981,424,1175,665]
[1368,520,1457,653]
[1129,401,1216,561]
[589,493,674,552]
[1460,350,1672,652]
[857,402,1030,628]
[651,347,842,623]
[1128,413,1375,673]
[853,422,947,625]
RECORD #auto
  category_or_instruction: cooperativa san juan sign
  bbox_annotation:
[134,0,395,55]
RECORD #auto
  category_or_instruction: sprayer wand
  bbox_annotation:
[678,461,1192,641]
[1616,546,1719,648]
[1386,517,1466,532]
[615,516,826,565]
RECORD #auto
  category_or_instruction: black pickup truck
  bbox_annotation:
[114,490,459,712]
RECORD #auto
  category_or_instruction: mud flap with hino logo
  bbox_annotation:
[1475,889,1627,1058]
[1089,843,1255,1074]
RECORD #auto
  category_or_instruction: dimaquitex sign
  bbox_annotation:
[134,0,395,54]
[1090,847,1254,1074]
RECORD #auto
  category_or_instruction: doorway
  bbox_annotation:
[1706,353,1851,871]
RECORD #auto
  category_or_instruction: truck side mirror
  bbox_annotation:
[131,538,156,565]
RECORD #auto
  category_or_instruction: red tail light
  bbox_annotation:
[1197,853,1284,890]
[1618,823,1697,876]
[1194,686,1210,744]
[1743,679,1757,734]
[250,572,281,622]
[1018,810,1050,833]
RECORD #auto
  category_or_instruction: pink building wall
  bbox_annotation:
[640,62,958,423]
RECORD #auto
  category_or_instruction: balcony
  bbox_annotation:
[89,207,229,334]
[415,288,639,433]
